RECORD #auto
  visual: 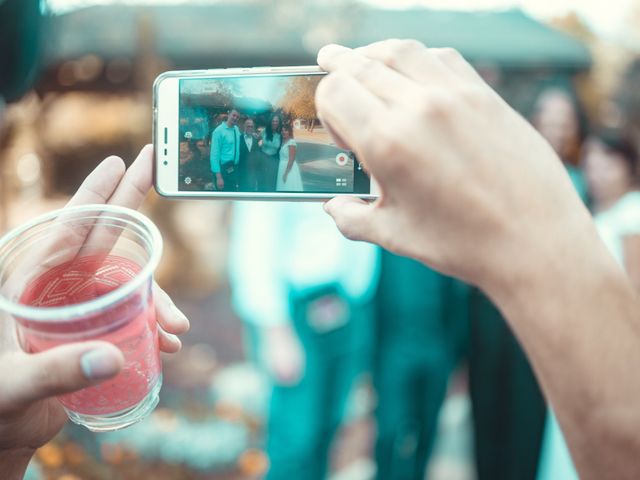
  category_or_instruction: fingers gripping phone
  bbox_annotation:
[153,66,379,200]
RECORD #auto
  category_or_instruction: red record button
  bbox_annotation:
[335,153,349,166]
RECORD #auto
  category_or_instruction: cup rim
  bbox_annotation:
[0,204,163,321]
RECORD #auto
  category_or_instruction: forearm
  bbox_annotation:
[484,217,640,480]
[0,449,33,480]
[623,235,640,293]
[210,157,221,174]
[210,137,221,173]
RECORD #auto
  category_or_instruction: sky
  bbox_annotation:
[181,76,289,105]
[44,0,639,47]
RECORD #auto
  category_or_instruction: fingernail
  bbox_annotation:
[81,347,121,380]
[171,304,190,330]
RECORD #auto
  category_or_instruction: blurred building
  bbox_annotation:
[37,4,591,90]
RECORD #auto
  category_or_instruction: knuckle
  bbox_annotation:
[435,47,463,63]
[392,39,425,55]
[417,91,455,120]
[381,39,425,67]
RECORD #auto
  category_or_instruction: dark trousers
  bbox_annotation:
[218,164,239,191]
[257,152,279,192]
[469,290,547,480]
[239,164,258,191]
[375,252,469,480]
[266,353,359,480]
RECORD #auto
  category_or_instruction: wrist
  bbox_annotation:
[481,208,628,345]
[478,200,595,306]
[0,448,35,480]
[477,212,640,479]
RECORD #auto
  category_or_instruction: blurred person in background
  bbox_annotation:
[231,201,471,480]
[583,130,640,277]
[530,82,589,199]
[239,117,261,191]
[374,253,469,479]
[537,129,640,480]
[179,138,212,190]
[467,79,589,480]
[229,202,377,480]
[259,114,283,191]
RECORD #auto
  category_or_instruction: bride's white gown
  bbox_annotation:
[276,139,303,191]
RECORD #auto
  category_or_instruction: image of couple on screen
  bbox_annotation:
[210,109,302,193]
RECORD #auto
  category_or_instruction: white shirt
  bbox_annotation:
[244,135,253,152]
[594,191,640,265]
[229,202,379,327]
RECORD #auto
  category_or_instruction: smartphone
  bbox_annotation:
[153,66,379,200]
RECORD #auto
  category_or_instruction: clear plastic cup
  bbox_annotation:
[0,204,163,431]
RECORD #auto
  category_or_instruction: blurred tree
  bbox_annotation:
[279,76,320,131]
[213,81,237,110]
[184,82,235,111]
[549,11,595,44]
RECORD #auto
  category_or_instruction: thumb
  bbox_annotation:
[323,196,380,243]
[0,342,124,411]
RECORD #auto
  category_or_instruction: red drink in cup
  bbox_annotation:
[20,254,161,416]
[0,205,163,431]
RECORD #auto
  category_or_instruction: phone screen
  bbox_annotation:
[177,74,370,194]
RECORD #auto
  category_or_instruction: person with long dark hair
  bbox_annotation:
[259,114,283,191]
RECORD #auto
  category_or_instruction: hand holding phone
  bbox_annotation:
[153,66,379,200]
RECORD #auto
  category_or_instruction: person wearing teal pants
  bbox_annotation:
[230,204,469,480]
[229,202,378,480]
[266,284,373,479]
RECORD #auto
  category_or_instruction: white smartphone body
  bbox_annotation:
[153,66,379,200]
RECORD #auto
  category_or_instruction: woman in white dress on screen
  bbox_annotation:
[277,124,304,191]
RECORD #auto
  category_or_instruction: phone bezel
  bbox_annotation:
[153,66,379,200]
